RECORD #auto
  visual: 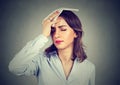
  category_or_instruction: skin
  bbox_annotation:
[52,17,77,50]
[42,11,77,79]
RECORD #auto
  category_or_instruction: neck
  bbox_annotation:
[58,47,73,62]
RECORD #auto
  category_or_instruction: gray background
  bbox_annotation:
[0,0,120,85]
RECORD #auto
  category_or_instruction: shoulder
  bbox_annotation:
[37,51,56,60]
[77,59,95,72]
[34,51,48,62]
[82,59,95,68]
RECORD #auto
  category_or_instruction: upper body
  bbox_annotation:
[9,8,95,85]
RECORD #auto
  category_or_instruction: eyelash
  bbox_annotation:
[51,28,67,34]
[61,29,67,31]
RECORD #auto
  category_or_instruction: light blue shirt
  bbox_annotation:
[9,34,95,85]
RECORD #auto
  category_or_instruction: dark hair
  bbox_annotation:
[45,10,87,62]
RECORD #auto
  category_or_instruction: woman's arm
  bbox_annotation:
[8,34,48,76]
[8,10,60,76]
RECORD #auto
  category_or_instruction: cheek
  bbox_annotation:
[64,32,75,41]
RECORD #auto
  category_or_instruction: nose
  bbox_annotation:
[54,29,60,39]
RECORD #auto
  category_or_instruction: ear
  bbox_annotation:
[74,32,77,38]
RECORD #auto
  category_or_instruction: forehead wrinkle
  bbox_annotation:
[54,25,67,30]
[54,17,68,29]
[58,25,67,28]
[55,21,68,28]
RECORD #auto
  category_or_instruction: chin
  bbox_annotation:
[56,47,66,50]
[54,44,67,50]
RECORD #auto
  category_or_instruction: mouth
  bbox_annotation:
[55,40,63,44]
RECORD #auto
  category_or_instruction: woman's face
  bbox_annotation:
[52,17,77,50]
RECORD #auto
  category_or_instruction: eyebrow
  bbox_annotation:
[58,25,67,28]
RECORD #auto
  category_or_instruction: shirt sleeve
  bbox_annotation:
[89,64,95,85]
[8,34,48,76]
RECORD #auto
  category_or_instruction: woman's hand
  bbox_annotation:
[42,11,60,37]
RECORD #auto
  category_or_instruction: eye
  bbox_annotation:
[61,28,67,31]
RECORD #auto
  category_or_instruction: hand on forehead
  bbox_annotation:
[42,8,79,23]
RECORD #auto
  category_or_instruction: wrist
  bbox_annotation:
[42,32,50,37]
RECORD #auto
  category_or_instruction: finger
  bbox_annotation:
[42,11,59,24]
[48,11,60,19]
[51,19,58,27]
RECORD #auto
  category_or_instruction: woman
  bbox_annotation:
[9,8,95,85]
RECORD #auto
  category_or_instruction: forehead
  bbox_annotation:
[55,17,68,26]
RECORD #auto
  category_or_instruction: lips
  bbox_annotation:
[55,40,63,44]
